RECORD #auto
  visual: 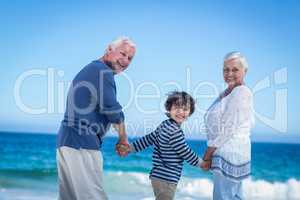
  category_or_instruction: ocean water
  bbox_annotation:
[0,131,300,200]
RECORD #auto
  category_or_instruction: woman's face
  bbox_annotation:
[223,58,246,88]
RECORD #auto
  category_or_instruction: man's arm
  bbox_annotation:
[98,69,125,124]
[97,69,128,155]
[113,122,127,142]
[113,122,130,157]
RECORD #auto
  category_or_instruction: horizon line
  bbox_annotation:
[1,130,300,145]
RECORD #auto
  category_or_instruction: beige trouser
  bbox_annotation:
[151,178,177,200]
[56,146,108,200]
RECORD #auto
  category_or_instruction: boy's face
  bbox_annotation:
[169,104,191,124]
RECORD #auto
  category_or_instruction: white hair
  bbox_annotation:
[108,36,136,50]
[224,51,248,69]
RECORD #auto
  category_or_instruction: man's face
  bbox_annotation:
[106,42,136,74]
[223,58,246,87]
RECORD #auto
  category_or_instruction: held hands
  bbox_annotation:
[200,147,216,171]
[115,140,131,157]
[113,123,130,157]
[200,160,211,171]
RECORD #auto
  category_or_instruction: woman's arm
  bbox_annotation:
[203,146,217,161]
[200,146,217,171]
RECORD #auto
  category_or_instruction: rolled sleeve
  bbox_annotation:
[98,69,124,124]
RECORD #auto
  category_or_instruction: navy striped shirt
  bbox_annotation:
[131,119,201,183]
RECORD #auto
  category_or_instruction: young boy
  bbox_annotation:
[128,91,203,200]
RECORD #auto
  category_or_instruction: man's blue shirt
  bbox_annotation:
[57,60,124,150]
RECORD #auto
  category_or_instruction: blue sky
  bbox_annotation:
[1,0,299,142]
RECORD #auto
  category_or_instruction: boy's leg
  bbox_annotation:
[151,178,177,200]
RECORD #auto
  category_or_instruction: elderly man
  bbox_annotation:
[56,37,136,200]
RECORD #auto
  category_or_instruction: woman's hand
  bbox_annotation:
[200,146,216,171]
[200,160,211,171]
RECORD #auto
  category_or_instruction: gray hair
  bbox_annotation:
[224,51,248,69]
[108,36,136,50]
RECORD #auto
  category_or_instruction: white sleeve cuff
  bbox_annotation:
[129,144,136,153]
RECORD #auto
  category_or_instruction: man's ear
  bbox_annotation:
[107,45,113,52]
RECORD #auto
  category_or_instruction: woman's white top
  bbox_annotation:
[204,85,255,181]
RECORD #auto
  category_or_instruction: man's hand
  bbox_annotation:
[112,122,130,157]
[115,140,130,157]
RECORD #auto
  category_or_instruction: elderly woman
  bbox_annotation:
[201,52,255,199]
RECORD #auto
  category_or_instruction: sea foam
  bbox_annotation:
[104,171,300,200]
[1,171,300,200]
